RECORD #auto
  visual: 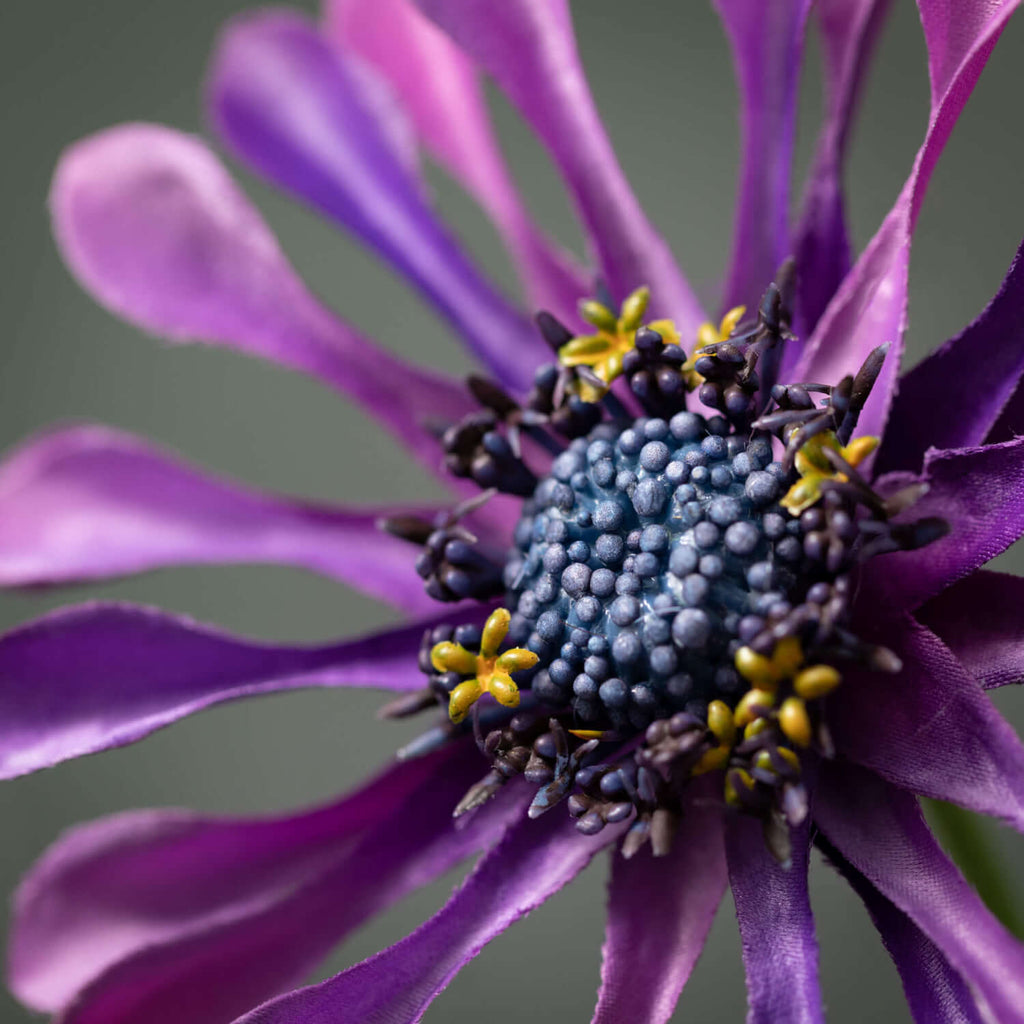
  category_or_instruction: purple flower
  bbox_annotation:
[3,1,1024,1022]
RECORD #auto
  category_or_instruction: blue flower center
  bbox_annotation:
[504,410,798,734]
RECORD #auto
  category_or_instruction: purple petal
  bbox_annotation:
[0,424,447,614]
[815,831,985,1024]
[815,761,1024,1024]
[866,438,1024,613]
[832,614,1024,834]
[206,11,546,391]
[793,0,1020,440]
[234,809,621,1024]
[714,0,813,312]
[917,570,1024,689]
[0,601,474,779]
[880,237,1024,472]
[726,817,823,1024]
[11,743,520,1024]
[592,797,727,1024]
[322,0,589,322]
[51,122,473,472]
[790,0,892,346]
[413,0,707,337]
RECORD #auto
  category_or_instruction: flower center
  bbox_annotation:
[504,412,794,732]
[383,277,948,864]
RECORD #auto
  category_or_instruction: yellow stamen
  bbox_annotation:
[778,696,813,747]
[692,745,730,775]
[781,431,879,515]
[558,286,682,401]
[793,664,842,699]
[682,305,746,389]
[725,767,756,807]
[431,608,538,724]
[734,636,803,691]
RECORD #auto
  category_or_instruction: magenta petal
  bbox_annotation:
[793,0,1020,440]
[413,0,706,337]
[790,0,891,346]
[233,810,621,1024]
[880,238,1024,472]
[12,744,519,1024]
[714,0,813,312]
[816,832,985,1024]
[866,438,1024,613]
[51,123,472,472]
[727,817,824,1024]
[0,424,448,614]
[833,615,1024,834]
[0,602,471,779]
[917,570,1024,690]
[206,10,546,391]
[816,762,1024,1024]
[322,0,588,322]
[592,799,727,1024]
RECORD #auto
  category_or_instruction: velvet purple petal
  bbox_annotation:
[880,238,1024,472]
[234,809,621,1024]
[206,10,546,391]
[0,601,474,779]
[727,817,823,1024]
[0,424,445,614]
[714,0,812,312]
[832,615,1024,834]
[51,122,472,473]
[793,0,1020,441]
[592,798,727,1024]
[917,570,1024,689]
[11,743,520,1024]
[790,0,892,346]
[866,438,1024,613]
[322,0,588,322]
[815,832,984,1024]
[413,0,706,337]
[816,761,1024,1024]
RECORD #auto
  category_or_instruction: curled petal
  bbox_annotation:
[0,424,447,614]
[917,570,1024,689]
[51,122,472,472]
[880,237,1024,472]
[323,0,588,321]
[816,762,1024,1024]
[233,809,622,1023]
[816,832,985,1024]
[726,817,824,1024]
[11,744,520,1024]
[794,0,1020,440]
[207,10,546,390]
[832,615,1024,835]
[0,602,474,779]
[593,796,727,1024]
[714,0,813,312]
[868,438,1024,612]
[789,0,892,346]
[413,0,707,337]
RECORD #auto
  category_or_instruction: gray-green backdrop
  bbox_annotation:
[3,1,1024,1021]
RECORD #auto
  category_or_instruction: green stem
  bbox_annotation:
[926,799,1024,938]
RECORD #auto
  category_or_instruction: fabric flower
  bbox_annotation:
[3,1,1024,1023]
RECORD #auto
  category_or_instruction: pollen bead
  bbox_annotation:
[503,411,798,731]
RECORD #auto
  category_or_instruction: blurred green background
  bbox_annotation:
[2,1,1024,1021]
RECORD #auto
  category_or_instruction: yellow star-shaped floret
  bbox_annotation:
[557,286,680,402]
[681,305,747,390]
[430,608,538,724]
[780,431,879,515]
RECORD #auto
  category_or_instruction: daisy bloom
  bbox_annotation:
[3,1,1024,1022]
